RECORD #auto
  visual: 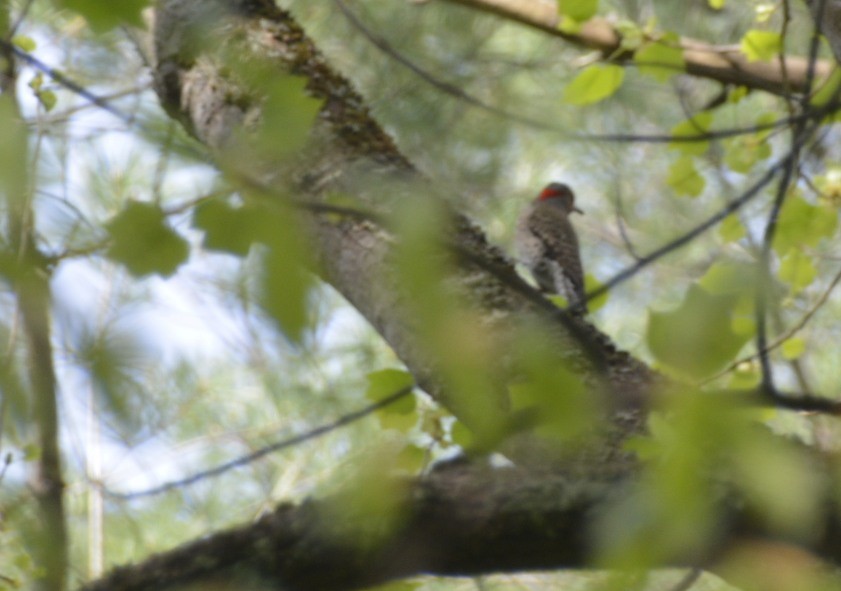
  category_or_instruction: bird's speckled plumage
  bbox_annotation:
[516,183,587,312]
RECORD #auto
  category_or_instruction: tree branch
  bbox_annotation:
[440,0,833,96]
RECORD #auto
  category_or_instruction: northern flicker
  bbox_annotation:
[515,182,587,312]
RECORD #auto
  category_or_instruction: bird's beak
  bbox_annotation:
[573,206,583,214]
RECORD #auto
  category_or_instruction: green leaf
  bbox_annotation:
[781,338,805,360]
[193,198,277,256]
[450,420,474,448]
[105,201,189,278]
[647,285,752,379]
[36,90,57,112]
[740,30,781,62]
[699,261,758,296]
[563,64,625,105]
[615,20,644,52]
[723,135,771,174]
[365,369,415,412]
[778,250,817,295]
[557,0,599,22]
[253,75,324,158]
[12,35,36,52]
[812,68,841,108]
[258,204,315,344]
[718,214,746,243]
[634,40,685,82]
[669,112,712,155]
[0,97,29,205]
[774,195,838,255]
[667,156,705,197]
[584,273,608,311]
[55,0,149,32]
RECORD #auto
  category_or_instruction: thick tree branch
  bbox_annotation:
[78,458,841,591]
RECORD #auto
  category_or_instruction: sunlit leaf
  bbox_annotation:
[647,285,751,378]
[774,194,838,255]
[719,214,746,243]
[781,338,805,360]
[779,250,817,295]
[740,30,781,62]
[366,369,415,405]
[563,64,625,105]
[105,201,189,278]
[667,156,705,197]
[557,0,599,22]
[12,35,36,52]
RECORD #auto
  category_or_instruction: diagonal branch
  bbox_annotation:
[439,0,833,96]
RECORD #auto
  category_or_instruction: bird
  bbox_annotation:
[515,182,587,313]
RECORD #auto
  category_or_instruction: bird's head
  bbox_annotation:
[537,182,582,214]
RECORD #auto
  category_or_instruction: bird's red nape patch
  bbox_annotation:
[538,184,572,201]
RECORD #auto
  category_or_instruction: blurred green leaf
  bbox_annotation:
[718,215,746,243]
[774,194,838,256]
[584,273,608,312]
[253,75,324,158]
[557,0,599,22]
[563,64,625,105]
[12,35,36,52]
[259,221,313,344]
[811,68,841,108]
[779,250,817,295]
[394,443,426,474]
[54,0,149,31]
[723,135,771,174]
[634,39,685,82]
[647,285,751,379]
[366,369,417,431]
[781,337,805,360]
[508,325,595,441]
[365,369,415,410]
[193,197,276,256]
[450,420,474,448]
[0,97,29,204]
[669,113,712,155]
[105,201,189,278]
[667,155,705,197]
[698,260,758,297]
[740,30,781,62]
[730,434,822,538]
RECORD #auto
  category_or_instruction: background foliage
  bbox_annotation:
[2,0,841,590]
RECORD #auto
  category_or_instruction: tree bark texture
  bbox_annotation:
[77,1,841,590]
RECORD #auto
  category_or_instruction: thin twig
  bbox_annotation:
[103,385,415,499]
